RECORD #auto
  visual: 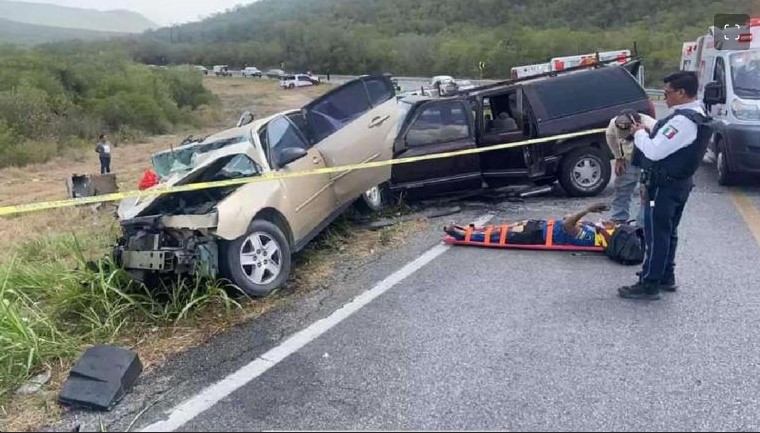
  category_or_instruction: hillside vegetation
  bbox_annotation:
[0,45,216,168]
[99,0,760,85]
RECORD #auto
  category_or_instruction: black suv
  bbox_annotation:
[389,65,656,198]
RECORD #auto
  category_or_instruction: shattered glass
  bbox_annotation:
[151,135,249,179]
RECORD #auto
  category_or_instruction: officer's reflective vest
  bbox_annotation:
[631,108,712,181]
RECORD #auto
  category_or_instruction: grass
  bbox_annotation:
[0,77,426,431]
[0,202,430,432]
[0,232,244,402]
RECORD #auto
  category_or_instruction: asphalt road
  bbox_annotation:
[54,102,760,432]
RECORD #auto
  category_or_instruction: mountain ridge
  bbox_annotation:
[0,0,157,34]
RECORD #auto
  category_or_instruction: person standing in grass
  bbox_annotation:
[95,134,112,174]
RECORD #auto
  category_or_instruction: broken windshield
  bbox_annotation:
[151,135,251,178]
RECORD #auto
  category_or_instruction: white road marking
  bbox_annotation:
[139,213,495,432]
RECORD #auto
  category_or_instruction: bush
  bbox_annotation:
[0,86,53,140]
[0,120,60,167]
[0,232,242,400]
[0,47,217,168]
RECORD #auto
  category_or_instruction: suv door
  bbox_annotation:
[261,115,337,241]
[478,87,538,187]
[709,56,728,118]
[302,75,398,206]
[390,99,481,197]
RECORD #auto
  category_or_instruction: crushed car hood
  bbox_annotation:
[117,138,263,221]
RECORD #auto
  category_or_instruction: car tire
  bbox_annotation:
[354,184,389,214]
[288,83,295,89]
[716,138,739,186]
[558,146,611,197]
[219,220,292,298]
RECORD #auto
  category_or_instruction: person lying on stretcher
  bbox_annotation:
[443,203,620,248]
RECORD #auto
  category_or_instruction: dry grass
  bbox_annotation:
[0,77,433,432]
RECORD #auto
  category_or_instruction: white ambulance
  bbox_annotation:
[682,18,760,185]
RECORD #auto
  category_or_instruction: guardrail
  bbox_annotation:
[645,88,665,100]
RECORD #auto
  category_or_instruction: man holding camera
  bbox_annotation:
[617,71,712,300]
[605,109,657,227]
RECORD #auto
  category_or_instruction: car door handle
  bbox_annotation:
[368,115,390,128]
[312,156,322,164]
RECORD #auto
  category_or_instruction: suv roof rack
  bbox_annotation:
[461,53,641,95]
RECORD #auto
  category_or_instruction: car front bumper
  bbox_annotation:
[723,123,760,173]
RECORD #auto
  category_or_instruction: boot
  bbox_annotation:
[618,281,661,300]
[635,271,677,292]
[661,275,678,292]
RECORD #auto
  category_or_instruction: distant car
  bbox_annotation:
[304,73,321,85]
[455,79,476,92]
[195,65,209,75]
[431,75,454,87]
[265,69,286,79]
[279,74,315,89]
[213,65,232,77]
[242,67,263,78]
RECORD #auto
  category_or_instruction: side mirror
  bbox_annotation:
[277,147,308,167]
[393,136,406,154]
[704,81,726,105]
[237,111,255,127]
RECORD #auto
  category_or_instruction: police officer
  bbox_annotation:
[618,71,712,300]
[604,110,657,226]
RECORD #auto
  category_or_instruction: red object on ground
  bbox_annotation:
[138,169,158,190]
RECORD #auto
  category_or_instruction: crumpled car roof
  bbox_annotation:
[117,109,296,221]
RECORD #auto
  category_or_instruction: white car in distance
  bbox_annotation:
[242,67,263,78]
[279,74,315,89]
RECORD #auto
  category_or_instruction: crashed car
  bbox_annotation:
[388,63,655,198]
[114,75,400,297]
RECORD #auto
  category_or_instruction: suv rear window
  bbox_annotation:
[531,69,644,119]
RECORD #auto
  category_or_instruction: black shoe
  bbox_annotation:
[661,278,678,292]
[635,271,678,292]
[618,282,661,300]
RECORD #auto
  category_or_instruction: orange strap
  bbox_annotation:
[484,225,494,245]
[465,226,473,243]
[499,225,508,245]
[545,219,555,246]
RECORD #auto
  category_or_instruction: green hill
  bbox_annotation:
[53,0,760,84]
[0,0,157,33]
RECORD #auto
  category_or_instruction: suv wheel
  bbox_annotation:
[558,146,611,197]
[355,184,389,214]
[219,220,291,298]
[716,139,739,186]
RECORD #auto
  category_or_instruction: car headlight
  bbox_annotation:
[731,98,760,121]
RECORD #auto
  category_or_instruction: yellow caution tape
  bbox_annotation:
[0,127,607,217]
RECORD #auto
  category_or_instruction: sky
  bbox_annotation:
[16,0,259,26]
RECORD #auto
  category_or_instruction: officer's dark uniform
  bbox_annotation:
[626,107,712,296]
